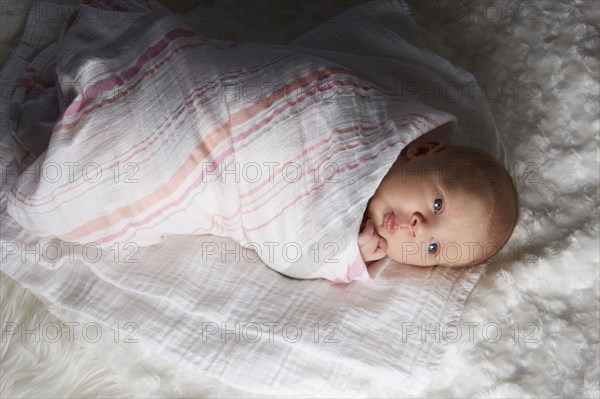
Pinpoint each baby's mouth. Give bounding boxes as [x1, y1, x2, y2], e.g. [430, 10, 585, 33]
[384, 212, 398, 234]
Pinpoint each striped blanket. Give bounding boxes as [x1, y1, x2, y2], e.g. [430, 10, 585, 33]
[5, 0, 458, 283]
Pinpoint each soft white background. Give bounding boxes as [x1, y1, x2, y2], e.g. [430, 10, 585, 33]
[1, 0, 598, 397]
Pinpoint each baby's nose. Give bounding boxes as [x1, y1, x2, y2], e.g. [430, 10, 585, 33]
[409, 213, 424, 238]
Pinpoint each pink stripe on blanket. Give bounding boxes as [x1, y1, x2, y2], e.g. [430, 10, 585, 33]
[52, 42, 240, 134]
[62, 28, 199, 118]
[13, 53, 297, 204]
[245, 134, 411, 232]
[239, 122, 387, 199]
[22, 68, 354, 242]
[231, 78, 371, 143]
[13, 66, 350, 207]
[13, 67, 350, 208]
[84, 123, 394, 245]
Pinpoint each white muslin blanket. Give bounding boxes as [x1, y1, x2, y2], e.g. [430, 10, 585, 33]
[0, 0, 506, 395]
[4, 0, 461, 283]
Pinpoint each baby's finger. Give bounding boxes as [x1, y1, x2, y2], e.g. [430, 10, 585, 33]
[376, 237, 387, 252]
[372, 238, 387, 258]
[358, 220, 374, 246]
[363, 234, 380, 254]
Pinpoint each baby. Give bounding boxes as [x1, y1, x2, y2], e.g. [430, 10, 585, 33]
[358, 133, 519, 269]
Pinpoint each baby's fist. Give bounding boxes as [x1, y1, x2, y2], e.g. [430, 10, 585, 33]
[358, 219, 387, 263]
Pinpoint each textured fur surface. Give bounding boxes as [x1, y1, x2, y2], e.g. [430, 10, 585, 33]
[1, 0, 599, 397]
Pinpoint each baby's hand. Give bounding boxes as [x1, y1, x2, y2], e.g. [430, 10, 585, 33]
[358, 219, 387, 263]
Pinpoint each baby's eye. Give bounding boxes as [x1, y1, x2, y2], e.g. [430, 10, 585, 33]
[433, 193, 443, 214]
[428, 238, 439, 254]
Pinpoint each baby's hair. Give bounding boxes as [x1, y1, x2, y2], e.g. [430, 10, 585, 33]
[441, 146, 520, 266]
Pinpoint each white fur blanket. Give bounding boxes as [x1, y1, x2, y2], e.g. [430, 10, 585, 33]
[1, 0, 599, 397]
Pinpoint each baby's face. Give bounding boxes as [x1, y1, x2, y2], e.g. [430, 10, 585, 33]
[364, 142, 491, 267]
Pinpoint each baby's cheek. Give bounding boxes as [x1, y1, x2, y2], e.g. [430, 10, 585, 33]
[386, 239, 417, 264]
[385, 240, 399, 258]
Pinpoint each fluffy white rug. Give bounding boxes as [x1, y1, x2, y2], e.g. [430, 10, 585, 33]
[1, 0, 599, 397]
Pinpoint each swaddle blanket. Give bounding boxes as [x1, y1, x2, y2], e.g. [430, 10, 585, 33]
[1, 0, 508, 395]
[5, 0, 458, 283]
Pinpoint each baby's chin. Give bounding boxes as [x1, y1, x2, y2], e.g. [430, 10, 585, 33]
[386, 254, 438, 268]
[388, 258, 474, 268]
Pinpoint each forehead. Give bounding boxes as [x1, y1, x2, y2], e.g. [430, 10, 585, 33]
[435, 182, 491, 266]
[441, 185, 489, 234]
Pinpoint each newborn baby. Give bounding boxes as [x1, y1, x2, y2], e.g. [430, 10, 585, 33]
[359, 134, 519, 269]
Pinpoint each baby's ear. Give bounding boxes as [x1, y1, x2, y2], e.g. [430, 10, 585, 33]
[406, 140, 447, 160]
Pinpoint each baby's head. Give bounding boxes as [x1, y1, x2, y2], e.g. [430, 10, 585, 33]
[365, 139, 519, 268]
